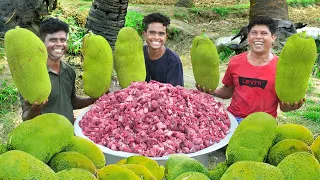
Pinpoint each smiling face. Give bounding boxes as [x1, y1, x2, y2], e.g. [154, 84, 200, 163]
[247, 25, 276, 55]
[143, 22, 167, 51]
[44, 30, 67, 61]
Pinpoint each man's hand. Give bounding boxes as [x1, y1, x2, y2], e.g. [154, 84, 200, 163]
[25, 99, 48, 112]
[196, 84, 215, 95]
[280, 98, 305, 112]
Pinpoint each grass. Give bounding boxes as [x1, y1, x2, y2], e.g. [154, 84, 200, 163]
[0, 81, 19, 118]
[287, 0, 320, 6]
[125, 11, 145, 35]
[0, 39, 5, 59]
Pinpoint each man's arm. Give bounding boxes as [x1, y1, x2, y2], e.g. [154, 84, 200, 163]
[197, 84, 234, 99]
[71, 96, 97, 110]
[21, 96, 47, 121]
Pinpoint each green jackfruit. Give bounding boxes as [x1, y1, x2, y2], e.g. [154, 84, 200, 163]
[126, 155, 165, 180]
[114, 27, 146, 88]
[226, 112, 277, 165]
[310, 136, 320, 162]
[277, 152, 320, 180]
[267, 139, 311, 166]
[275, 123, 314, 145]
[174, 172, 210, 180]
[48, 151, 96, 173]
[97, 164, 140, 180]
[0, 150, 58, 180]
[7, 113, 74, 163]
[190, 33, 220, 90]
[221, 161, 285, 180]
[165, 154, 209, 180]
[4, 26, 51, 104]
[82, 32, 113, 98]
[208, 161, 229, 180]
[56, 168, 97, 180]
[64, 136, 106, 168]
[275, 32, 317, 105]
[117, 158, 127, 165]
[120, 164, 157, 180]
[0, 143, 7, 155]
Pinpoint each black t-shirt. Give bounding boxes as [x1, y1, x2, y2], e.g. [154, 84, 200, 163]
[143, 45, 184, 86]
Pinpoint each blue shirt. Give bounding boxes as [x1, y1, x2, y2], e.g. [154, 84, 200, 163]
[143, 45, 184, 86]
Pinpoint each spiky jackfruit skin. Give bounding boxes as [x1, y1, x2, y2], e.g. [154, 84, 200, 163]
[174, 172, 210, 180]
[82, 32, 113, 98]
[7, 113, 74, 163]
[97, 165, 140, 180]
[64, 136, 105, 168]
[0, 143, 7, 155]
[226, 112, 277, 165]
[165, 154, 209, 180]
[4, 26, 51, 104]
[120, 164, 157, 180]
[274, 123, 314, 145]
[221, 161, 285, 180]
[275, 32, 317, 105]
[277, 152, 320, 180]
[126, 155, 165, 180]
[117, 158, 127, 165]
[190, 35, 220, 90]
[208, 161, 229, 180]
[267, 139, 311, 166]
[0, 150, 58, 180]
[311, 136, 320, 162]
[114, 27, 146, 88]
[48, 151, 96, 174]
[56, 168, 97, 180]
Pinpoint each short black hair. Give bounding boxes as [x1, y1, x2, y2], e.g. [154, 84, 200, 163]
[39, 18, 69, 40]
[248, 16, 277, 35]
[143, 13, 170, 31]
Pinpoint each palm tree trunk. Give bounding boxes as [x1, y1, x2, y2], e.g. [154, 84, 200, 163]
[250, 0, 289, 20]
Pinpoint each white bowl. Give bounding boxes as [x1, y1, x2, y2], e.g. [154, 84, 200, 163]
[74, 106, 238, 167]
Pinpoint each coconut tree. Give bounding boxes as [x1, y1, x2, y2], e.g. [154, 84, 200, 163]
[250, 0, 289, 20]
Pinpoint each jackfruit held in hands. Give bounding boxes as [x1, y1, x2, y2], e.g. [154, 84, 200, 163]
[7, 113, 74, 163]
[191, 33, 220, 91]
[275, 31, 317, 105]
[82, 32, 113, 98]
[0, 150, 58, 180]
[56, 168, 97, 180]
[274, 123, 314, 145]
[97, 164, 140, 180]
[114, 27, 146, 88]
[4, 26, 51, 104]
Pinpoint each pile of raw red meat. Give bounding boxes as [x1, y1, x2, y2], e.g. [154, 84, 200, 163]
[80, 81, 231, 157]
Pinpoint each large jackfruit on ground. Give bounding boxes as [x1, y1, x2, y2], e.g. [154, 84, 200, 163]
[0, 150, 58, 180]
[114, 27, 146, 88]
[165, 154, 209, 180]
[208, 161, 229, 180]
[64, 136, 106, 168]
[274, 123, 314, 145]
[275, 31, 317, 105]
[220, 161, 285, 180]
[82, 32, 113, 98]
[174, 172, 210, 180]
[226, 112, 277, 165]
[310, 136, 320, 162]
[97, 164, 140, 180]
[7, 113, 74, 163]
[4, 26, 51, 104]
[267, 139, 311, 166]
[48, 151, 96, 174]
[277, 152, 320, 180]
[190, 34, 220, 90]
[120, 164, 157, 180]
[56, 168, 97, 180]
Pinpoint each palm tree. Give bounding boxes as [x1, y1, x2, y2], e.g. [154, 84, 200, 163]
[250, 0, 289, 20]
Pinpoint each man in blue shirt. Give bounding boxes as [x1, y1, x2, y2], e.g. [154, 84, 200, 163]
[142, 13, 184, 87]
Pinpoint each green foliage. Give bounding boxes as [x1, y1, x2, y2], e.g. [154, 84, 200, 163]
[0, 81, 18, 116]
[173, 12, 188, 21]
[0, 39, 5, 59]
[219, 46, 234, 63]
[211, 3, 249, 17]
[284, 99, 320, 122]
[125, 11, 145, 36]
[287, 0, 320, 7]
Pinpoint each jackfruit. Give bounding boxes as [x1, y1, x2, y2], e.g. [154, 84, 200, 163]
[126, 155, 165, 180]
[64, 136, 106, 168]
[82, 32, 113, 98]
[174, 172, 210, 180]
[114, 27, 146, 88]
[310, 136, 320, 162]
[274, 123, 314, 145]
[0, 150, 58, 180]
[117, 158, 127, 165]
[267, 139, 311, 166]
[0, 143, 7, 155]
[4, 26, 51, 104]
[277, 152, 320, 180]
[165, 154, 209, 180]
[190, 33, 220, 90]
[208, 161, 229, 180]
[275, 31, 317, 105]
[56, 168, 97, 180]
[7, 113, 74, 163]
[226, 112, 277, 165]
[221, 161, 285, 180]
[120, 164, 157, 180]
[97, 164, 140, 180]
